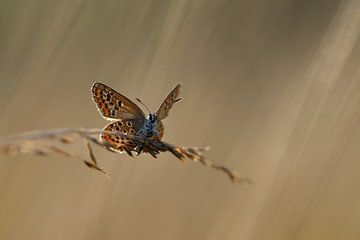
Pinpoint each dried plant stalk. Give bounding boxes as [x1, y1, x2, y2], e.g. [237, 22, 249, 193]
[0, 128, 252, 184]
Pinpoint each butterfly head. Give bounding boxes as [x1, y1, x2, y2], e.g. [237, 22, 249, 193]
[149, 113, 157, 123]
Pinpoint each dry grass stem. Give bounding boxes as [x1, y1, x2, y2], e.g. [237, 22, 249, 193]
[0, 128, 252, 184]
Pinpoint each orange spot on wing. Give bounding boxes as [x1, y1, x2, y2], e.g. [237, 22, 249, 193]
[97, 98, 109, 115]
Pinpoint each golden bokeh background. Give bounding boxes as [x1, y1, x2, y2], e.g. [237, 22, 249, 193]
[1, 0, 360, 239]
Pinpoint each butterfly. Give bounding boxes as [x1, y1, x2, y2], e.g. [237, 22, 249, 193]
[91, 83, 250, 183]
[91, 82, 182, 156]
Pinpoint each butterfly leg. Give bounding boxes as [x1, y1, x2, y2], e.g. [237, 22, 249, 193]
[135, 144, 144, 155]
[147, 150, 158, 158]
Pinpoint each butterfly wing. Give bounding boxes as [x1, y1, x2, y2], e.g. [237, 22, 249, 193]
[92, 82, 146, 121]
[156, 83, 181, 120]
[101, 118, 143, 154]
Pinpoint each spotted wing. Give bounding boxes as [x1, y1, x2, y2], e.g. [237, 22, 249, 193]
[156, 83, 181, 120]
[101, 118, 143, 154]
[92, 82, 146, 121]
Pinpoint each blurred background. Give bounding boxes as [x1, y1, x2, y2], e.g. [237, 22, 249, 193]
[0, 0, 360, 239]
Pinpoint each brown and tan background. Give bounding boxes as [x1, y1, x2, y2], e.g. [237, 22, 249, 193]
[1, 0, 360, 239]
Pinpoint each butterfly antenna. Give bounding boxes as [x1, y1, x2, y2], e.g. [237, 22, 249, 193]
[136, 98, 151, 115]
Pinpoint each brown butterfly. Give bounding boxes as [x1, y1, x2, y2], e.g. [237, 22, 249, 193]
[91, 83, 250, 183]
[91, 82, 182, 156]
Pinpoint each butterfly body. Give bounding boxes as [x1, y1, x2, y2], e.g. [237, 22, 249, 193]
[91, 83, 180, 156]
